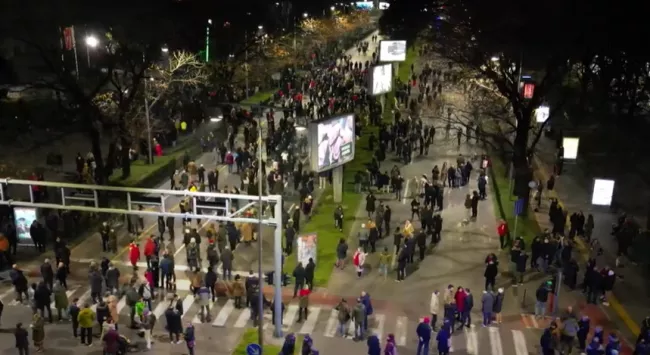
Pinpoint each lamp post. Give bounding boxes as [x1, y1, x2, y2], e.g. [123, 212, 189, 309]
[144, 77, 154, 164]
[85, 35, 98, 67]
[206, 19, 212, 62]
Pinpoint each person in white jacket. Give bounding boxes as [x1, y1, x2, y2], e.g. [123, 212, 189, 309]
[430, 290, 440, 331]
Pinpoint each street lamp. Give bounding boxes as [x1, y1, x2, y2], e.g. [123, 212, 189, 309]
[161, 46, 169, 53]
[490, 56, 499, 62]
[85, 35, 99, 67]
[303, 12, 308, 18]
[258, 25, 264, 30]
[330, 6, 335, 10]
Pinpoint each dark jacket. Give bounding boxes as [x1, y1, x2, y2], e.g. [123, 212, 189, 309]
[165, 308, 183, 333]
[14, 327, 28, 348]
[416, 322, 432, 341]
[536, 286, 549, 302]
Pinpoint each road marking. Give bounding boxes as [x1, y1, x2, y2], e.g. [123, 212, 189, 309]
[213, 299, 235, 327]
[153, 299, 170, 319]
[324, 309, 338, 337]
[0, 288, 15, 303]
[465, 326, 478, 354]
[530, 315, 539, 328]
[512, 330, 528, 355]
[298, 307, 321, 334]
[488, 327, 503, 355]
[116, 296, 127, 314]
[283, 304, 299, 327]
[372, 313, 385, 340]
[181, 294, 195, 316]
[402, 180, 410, 204]
[234, 308, 251, 328]
[395, 316, 407, 346]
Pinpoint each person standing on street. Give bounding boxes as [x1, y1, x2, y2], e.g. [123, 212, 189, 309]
[481, 290, 494, 327]
[77, 303, 95, 346]
[184, 323, 196, 355]
[30, 313, 45, 352]
[416, 317, 432, 355]
[14, 323, 29, 355]
[292, 262, 305, 298]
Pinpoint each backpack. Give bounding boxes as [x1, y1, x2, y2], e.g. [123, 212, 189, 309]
[142, 284, 152, 299]
[353, 252, 360, 266]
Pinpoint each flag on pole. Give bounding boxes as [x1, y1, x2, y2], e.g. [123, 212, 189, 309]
[63, 26, 75, 51]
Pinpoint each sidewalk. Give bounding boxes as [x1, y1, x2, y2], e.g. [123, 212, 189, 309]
[532, 135, 646, 341]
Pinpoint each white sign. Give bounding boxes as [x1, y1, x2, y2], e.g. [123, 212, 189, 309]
[296, 233, 317, 266]
[592, 179, 615, 206]
[14, 207, 38, 246]
[536, 105, 550, 123]
[562, 137, 580, 159]
[379, 40, 407, 62]
[371, 63, 393, 95]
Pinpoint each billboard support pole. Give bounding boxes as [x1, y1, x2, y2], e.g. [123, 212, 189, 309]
[332, 166, 343, 203]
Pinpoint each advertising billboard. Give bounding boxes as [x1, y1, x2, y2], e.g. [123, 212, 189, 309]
[314, 114, 355, 172]
[14, 207, 38, 246]
[379, 40, 407, 62]
[296, 233, 317, 266]
[562, 137, 580, 159]
[370, 63, 393, 95]
[592, 179, 615, 206]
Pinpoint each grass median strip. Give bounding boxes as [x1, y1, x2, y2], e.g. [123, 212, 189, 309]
[282, 45, 419, 287]
[488, 157, 541, 250]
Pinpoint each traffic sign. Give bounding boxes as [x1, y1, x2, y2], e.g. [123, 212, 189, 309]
[514, 198, 525, 216]
[246, 343, 262, 355]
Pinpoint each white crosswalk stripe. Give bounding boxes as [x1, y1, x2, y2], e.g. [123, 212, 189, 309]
[0, 285, 532, 354]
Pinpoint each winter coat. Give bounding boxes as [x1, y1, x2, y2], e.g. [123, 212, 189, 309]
[464, 293, 474, 311]
[481, 292, 495, 313]
[89, 271, 103, 294]
[493, 292, 504, 313]
[230, 280, 245, 297]
[129, 244, 140, 264]
[353, 303, 366, 324]
[165, 308, 183, 333]
[108, 295, 119, 323]
[436, 327, 450, 351]
[197, 286, 211, 306]
[53, 284, 68, 309]
[96, 302, 109, 323]
[337, 242, 348, 260]
[455, 290, 467, 313]
[31, 316, 45, 343]
[361, 294, 373, 316]
[367, 334, 381, 355]
[417, 322, 432, 341]
[430, 292, 439, 315]
[77, 308, 95, 328]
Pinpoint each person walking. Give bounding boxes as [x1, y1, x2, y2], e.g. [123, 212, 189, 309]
[142, 309, 157, 350]
[14, 323, 29, 355]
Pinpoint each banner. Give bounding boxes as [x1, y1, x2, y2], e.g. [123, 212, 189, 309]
[296, 233, 317, 266]
[63, 27, 75, 51]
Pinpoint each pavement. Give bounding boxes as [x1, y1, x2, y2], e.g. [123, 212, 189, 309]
[533, 134, 648, 345]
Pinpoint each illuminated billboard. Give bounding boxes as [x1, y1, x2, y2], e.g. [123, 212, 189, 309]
[592, 179, 615, 206]
[312, 114, 355, 172]
[379, 40, 407, 62]
[370, 63, 393, 95]
[562, 137, 580, 159]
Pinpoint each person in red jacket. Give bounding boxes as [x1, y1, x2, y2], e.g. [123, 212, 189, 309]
[128, 242, 140, 270]
[297, 285, 311, 322]
[144, 236, 156, 269]
[497, 219, 508, 249]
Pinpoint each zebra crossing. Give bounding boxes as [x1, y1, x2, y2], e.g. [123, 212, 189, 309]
[0, 285, 531, 353]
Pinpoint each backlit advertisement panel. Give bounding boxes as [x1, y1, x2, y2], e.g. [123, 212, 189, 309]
[370, 63, 393, 95]
[379, 40, 407, 62]
[313, 114, 355, 172]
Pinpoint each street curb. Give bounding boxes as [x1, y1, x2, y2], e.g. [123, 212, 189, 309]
[532, 156, 641, 337]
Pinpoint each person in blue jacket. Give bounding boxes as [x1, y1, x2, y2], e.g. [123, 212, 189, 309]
[594, 326, 604, 345]
[586, 337, 605, 355]
[280, 333, 296, 355]
[301, 334, 313, 355]
[578, 316, 590, 352]
[436, 321, 451, 355]
[606, 333, 621, 355]
[416, 317, 432, 355]
[367, 334, 381, 355]
[361, 291, 373, 332]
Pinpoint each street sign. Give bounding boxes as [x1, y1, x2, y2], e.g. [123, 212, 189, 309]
[246, 343, 262, 355]
[514, 198, 525, 216]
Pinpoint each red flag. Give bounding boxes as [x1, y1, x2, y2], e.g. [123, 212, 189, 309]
[63, 27, 75, 51]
